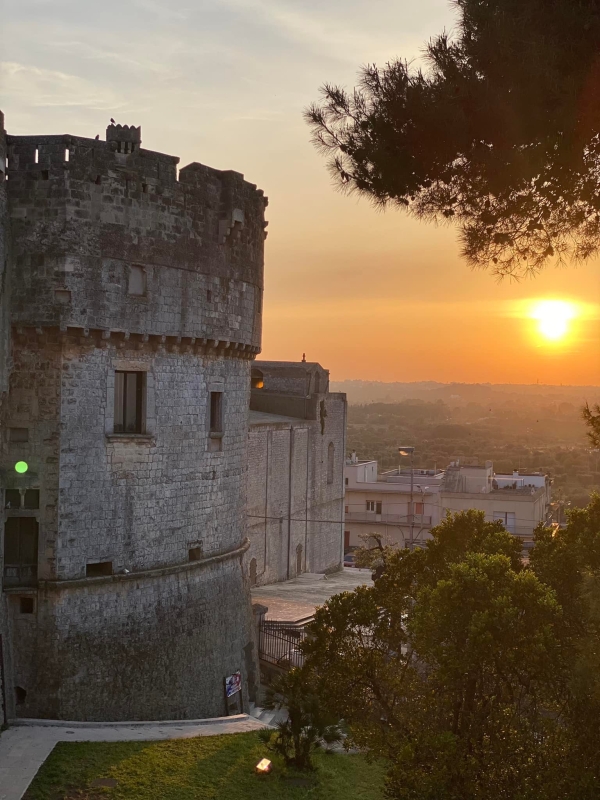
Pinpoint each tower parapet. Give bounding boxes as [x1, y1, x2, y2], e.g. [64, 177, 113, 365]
[6, 125, 266, 350]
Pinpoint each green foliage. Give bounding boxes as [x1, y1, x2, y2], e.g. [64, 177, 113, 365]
[259, 668, 342, 770]
[526, 496, 600, 799]
[306, 0, 600, 276]
[304, 508, 600, 799]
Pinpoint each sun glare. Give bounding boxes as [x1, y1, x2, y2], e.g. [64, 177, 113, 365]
[529, 300, 577, 342]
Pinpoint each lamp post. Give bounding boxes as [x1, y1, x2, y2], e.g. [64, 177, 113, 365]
[414, 484, 430, 544]
[399, 446, 415, 550]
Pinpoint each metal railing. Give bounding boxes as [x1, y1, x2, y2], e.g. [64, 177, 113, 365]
[3, 565, 38, 587]
[259, 620, 307, 670]
[345, 512, 432, 526]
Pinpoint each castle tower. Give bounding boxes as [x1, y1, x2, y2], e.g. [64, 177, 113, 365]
[0, 116, 267, 721]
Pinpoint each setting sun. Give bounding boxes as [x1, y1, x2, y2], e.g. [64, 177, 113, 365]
[530, 300, 577, 342]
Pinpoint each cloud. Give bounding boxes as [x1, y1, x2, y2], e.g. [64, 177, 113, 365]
[217, 0, 422, 64]
[0, 62, 124, 110]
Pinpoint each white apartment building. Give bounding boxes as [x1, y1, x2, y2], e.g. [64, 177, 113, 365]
[344, 455, 552, 552]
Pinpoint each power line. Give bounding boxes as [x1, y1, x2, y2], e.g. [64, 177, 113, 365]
[247, 513, 551, 529]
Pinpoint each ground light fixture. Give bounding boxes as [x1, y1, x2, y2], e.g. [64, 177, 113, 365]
[14, 461, 28, 474]
[255, 758, 272, 774]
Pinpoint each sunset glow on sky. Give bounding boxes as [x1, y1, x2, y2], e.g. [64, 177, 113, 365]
[2, 0, 599, 384]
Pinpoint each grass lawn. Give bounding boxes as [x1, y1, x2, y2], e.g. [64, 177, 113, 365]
[23, 731, 386, 800]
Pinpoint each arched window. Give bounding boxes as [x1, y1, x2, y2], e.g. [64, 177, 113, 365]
[296, 544, 303, 576]
[249, 557, 257, 587]
[251, 368, 264, 389]
[327, 442, 335, 484]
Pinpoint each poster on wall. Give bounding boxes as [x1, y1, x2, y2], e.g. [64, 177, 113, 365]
[225, 671, 242, 698]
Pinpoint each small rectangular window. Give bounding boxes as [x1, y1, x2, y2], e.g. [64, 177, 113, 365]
[95, 174, 102, 185]
[24, 490, 40, 510]
[5, 489, 21, 509]
[86, 561, 113, 578]
[415, 502, 424, 515]
[376, 501, 382, 515]
[366, 501, 375, 512]
[210, 391, 223, 433]
[114, 371, 145, 433]
[41, 170, 49, 180]
[207, 289, 212, 302]
[64, 148, 70, 162]
[345, 505, 349, 513]
[54, 290, 71, 305]
[9, 427, 29, 443]
[128, 265, 146, 296]
[19, 597, 34, 614]
[34, 148, 39, 164]
[189, 547, 203, 562]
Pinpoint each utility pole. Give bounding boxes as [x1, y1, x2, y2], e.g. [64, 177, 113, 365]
[399, 446, 415, 550]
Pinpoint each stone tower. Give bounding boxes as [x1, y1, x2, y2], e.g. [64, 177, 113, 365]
[0, 116, 267, 721]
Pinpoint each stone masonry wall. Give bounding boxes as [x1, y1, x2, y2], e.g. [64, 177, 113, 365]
[0, 111, 12, 726]
[6, 130, 266, 349]
[12, 549, 253, 722]
[57, 342, 249, 578]
[246, 391, 346, 586]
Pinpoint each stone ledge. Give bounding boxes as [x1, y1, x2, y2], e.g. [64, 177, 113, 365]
[105, 433, 155, 443]
[9, 714, 250, 728]
[11, 324, 262, 360]
[38, 538, 250, 591]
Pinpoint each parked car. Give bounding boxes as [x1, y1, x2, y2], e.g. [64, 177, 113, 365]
[344, 552, 357, 568]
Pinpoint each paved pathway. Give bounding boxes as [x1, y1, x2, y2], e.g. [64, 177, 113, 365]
[252, 567, 374, 622]
[0, 714, 266, 800]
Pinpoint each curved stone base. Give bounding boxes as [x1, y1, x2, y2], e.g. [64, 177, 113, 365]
[13, 543, 257, 722]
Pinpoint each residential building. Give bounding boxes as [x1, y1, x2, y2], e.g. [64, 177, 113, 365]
[344, 456, 444, 550]
[344, 456, 552, 551]
[441, 462, 552, 540]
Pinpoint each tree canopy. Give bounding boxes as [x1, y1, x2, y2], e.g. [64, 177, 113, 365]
[305, 0, 600, 277]
[303, 507, 600, 799]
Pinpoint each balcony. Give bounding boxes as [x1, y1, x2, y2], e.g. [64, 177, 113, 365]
[3, 564, 38, 588]
[345, 512, 432, 527]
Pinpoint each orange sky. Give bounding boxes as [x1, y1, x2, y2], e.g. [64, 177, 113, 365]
[2, 0, 599, 384]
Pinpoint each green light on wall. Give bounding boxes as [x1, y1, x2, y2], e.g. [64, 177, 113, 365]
[14, 461, 28, 474]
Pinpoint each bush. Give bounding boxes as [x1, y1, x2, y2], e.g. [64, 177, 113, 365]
[258, 668, 342, 771]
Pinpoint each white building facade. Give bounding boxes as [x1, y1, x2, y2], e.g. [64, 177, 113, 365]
[344, 456, 552, 552]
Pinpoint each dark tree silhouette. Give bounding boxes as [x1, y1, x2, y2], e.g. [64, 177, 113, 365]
[305, 0, 600, 277]
[583, 402, 600, 447]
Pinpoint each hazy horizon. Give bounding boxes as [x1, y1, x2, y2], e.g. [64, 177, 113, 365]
[3, 0, 599, 384]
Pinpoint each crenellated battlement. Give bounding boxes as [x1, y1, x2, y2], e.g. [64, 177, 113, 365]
[4, 122, 267, 350]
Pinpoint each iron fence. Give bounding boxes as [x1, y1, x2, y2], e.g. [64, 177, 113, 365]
[259, 620, 307, 670]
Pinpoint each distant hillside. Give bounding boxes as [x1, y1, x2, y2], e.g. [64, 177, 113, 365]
[340, 383, 600, 509]
[331, 380, 600, 408]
